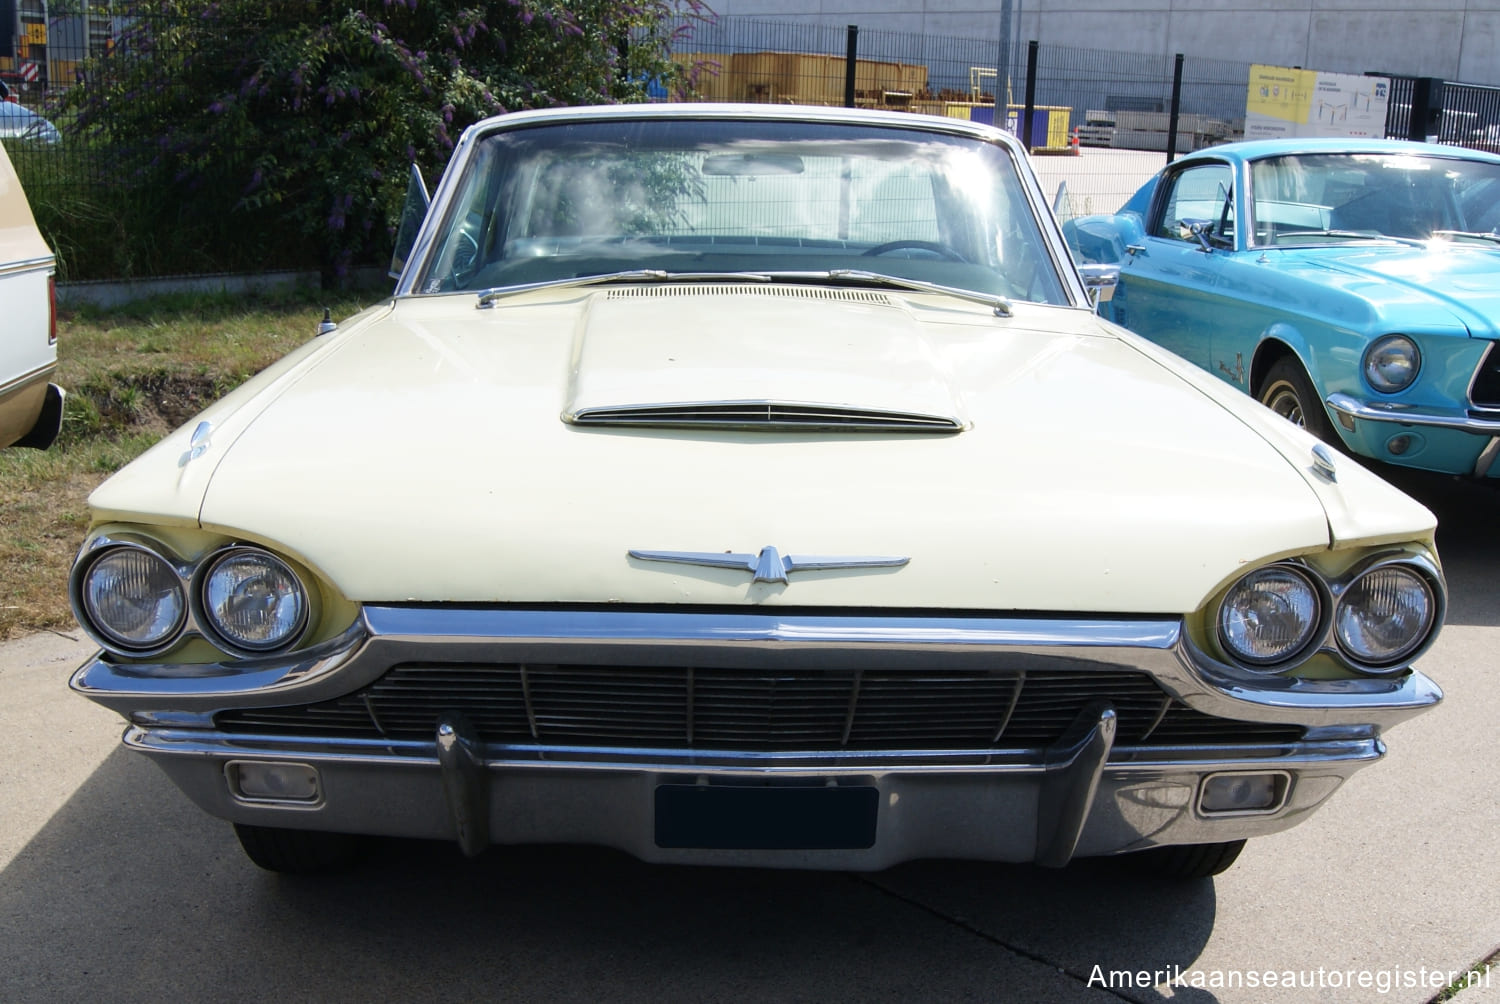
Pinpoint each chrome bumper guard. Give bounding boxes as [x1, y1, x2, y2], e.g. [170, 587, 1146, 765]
[79, 606, 1438, 868]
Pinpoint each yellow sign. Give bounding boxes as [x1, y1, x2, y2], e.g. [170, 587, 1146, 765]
[25, 22, 48, 46]
[1246, 64, 1315, 123]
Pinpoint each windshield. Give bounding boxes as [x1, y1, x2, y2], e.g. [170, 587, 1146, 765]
[1250, 151, 1500, 246]
[414, 117, 1069, 306]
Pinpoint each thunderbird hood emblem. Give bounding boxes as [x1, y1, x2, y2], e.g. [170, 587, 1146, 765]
[628, 546, 909, 584]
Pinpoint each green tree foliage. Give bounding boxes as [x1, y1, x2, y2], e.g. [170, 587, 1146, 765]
[57, 0, 708, 280]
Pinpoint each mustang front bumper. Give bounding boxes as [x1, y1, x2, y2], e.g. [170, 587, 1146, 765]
[1326, 391, 1500, 477]
[73, 606, 1441, 870]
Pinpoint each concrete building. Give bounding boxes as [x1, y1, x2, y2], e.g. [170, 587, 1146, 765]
[705, 1, 1500, 89]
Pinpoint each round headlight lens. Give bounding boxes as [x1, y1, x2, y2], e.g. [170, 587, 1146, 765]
[1336, 565, 1435, 667]
[82, 547, 186, 650]
[1218, 566, 1321, 669]
[202, 549, 308, 652]
[1364, 335, 1420, 393]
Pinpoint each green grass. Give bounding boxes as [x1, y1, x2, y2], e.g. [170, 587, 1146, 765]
[0, 286, 381, 639]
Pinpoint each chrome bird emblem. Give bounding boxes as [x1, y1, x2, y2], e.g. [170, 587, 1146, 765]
[628, 546, 908, 584]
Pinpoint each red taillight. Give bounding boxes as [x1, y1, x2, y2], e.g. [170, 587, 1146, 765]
[47, 274, 56, 345]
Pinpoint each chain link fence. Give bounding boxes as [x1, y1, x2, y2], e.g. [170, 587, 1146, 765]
[4, 11, 1499, 280]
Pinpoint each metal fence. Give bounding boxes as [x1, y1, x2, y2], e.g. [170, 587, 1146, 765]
[4, 12, 1500, 281]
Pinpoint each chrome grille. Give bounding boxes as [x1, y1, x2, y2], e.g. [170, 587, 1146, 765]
[215, 664, 1305, 750]
[1471, 341, 1500, 411]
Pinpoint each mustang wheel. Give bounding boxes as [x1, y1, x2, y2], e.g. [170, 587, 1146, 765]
[233, 823, 366, 874]
[1258, 358, 1334, 442]
[1126, 839, 1246, 880]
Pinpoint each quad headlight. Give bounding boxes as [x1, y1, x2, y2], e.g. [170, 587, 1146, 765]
[1214, 557, 1441, 675]
[1217, 565, 1322, 669]
[200, 548, 309, 652]
[78, 545, 186, 651]
[1364, 335, 1420, 393]
[73, 537, 314, 658]
[1335, 564, 1436, 667]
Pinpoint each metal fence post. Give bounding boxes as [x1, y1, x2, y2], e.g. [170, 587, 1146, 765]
[1167, 53, 1184, 163]
[1023, 40, 1039, 149]
[844, 25, 858, 108]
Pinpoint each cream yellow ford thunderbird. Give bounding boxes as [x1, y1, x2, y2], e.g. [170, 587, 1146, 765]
[69, 105, 1444, 878]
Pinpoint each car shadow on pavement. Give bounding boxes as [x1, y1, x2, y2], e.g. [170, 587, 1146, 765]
[0, 747, 1219, 1003]
[1370, 464, 1499, 628]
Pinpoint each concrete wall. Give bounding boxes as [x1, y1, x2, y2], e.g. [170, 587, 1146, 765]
[706, 0, 1500, 88]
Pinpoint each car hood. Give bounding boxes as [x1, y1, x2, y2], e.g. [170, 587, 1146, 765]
[1295, 243, 1500, 337]
[89, 288, 1434, 613]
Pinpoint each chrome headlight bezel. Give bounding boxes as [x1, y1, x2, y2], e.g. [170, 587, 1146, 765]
[1363, 334, 1421, 394]
[196, 546, 311, 655]
[1210, 553, 1444, 677]
[70, 534, 317, 660]
[1215, 563, 1326, 673]
[71, 542, 189, 656]
[1334, 562, 1441, 670]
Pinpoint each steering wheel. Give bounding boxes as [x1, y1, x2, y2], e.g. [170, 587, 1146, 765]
[860, 239, 968, 262]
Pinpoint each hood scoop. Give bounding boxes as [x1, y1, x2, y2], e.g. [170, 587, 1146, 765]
[568, 400, 963, 432]
[565, 285, 967, 434]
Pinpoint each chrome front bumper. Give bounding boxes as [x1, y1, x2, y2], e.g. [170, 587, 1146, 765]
[74, 606, 1440, 869]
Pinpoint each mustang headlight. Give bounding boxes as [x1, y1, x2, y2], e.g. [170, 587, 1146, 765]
[1217, 565, 1321, 670]
[201, 549, 309, 652]
[80, 546, 186, 651]
[1335, 565, 1436, 668]
[1364, 335, 1420, 393]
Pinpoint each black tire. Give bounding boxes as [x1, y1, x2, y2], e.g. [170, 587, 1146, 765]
[1258, 357, 1335, 443]
[1126, 839, 1246, 880]
[233, 823, 366, 874]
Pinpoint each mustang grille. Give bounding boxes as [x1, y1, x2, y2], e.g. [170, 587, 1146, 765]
[214, 665, 1305, 751]
[1470, 341, 1500, 411]
[568, 402, 963, 432]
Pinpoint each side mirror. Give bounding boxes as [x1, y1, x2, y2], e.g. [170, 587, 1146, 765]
[1077, 263, 1119, 308]
[388, 163, 431, 280]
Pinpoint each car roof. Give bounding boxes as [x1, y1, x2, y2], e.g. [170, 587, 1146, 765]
[1178, 136, 1500, 167]
[459, 102, 1027, 154]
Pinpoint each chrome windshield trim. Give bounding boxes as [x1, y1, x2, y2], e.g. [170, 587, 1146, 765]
[74, 605, 1440, 730]
[1327, 392, 1500, 435]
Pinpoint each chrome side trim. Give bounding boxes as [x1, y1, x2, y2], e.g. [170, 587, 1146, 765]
[1327, 391, 1500, 435]
[0, 255, 55, 279]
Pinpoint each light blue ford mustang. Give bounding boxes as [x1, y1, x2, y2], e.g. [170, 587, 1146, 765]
[1065, 138, 1500, 479]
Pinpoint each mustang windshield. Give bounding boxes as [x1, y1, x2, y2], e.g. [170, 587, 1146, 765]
[1250, 152, 1500, 246]
[416, 118, 1069, 306]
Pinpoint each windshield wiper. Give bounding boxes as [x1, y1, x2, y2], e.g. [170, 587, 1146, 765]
[1431, 230, 1500, 246]
[1273, 229, 1429, 248]
[475, 269, 772, 307]
[475, 267, 1013, 316]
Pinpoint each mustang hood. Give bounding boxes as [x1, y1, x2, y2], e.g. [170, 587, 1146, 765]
[91, 289, 1433, 613]
[1301, 244, 1500, 337]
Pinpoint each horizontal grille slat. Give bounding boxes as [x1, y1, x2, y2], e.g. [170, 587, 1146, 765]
[215, 662, 1305, 751]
